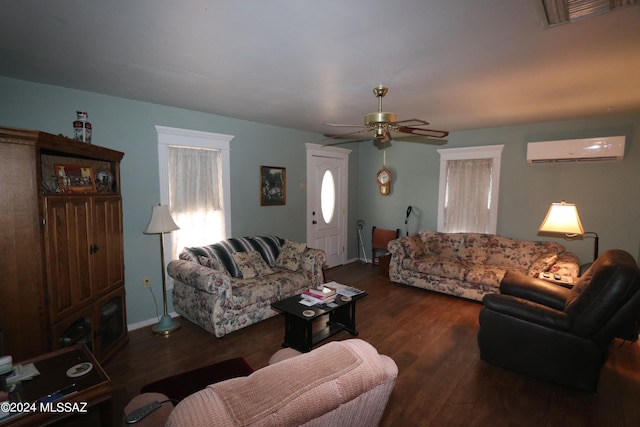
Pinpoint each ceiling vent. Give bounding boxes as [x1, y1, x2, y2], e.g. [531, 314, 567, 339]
[541, 0, 639, 26]
[527, 136, 625, 163]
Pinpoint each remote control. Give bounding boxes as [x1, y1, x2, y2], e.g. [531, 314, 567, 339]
[125, 400, 163, 424]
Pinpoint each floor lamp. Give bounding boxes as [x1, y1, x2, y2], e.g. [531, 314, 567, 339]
[144, 205, 180, 335]
[538, 200, 599, 262]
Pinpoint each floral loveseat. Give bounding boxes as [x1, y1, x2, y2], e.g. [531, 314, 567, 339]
[168, 236, 326, 337]
[388, 230, 579, 302]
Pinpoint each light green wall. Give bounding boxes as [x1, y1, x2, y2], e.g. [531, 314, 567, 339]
[357, 115, 640, 265]
[2, 76, 638, 328]
[0, 76, 330, 325]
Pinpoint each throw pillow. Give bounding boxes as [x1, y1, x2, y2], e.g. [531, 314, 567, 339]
[402, 234, 425, 259]
[276, 240, 307, 271]
[198, 255, 225, 271]
[232, 251, 273, 279]
[527, 252, 558, 278]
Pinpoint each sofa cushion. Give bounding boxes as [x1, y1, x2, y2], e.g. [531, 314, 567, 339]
[270, 269, 313, 297]
[403, 256, 466, 281]
[465, 264, 508, 287]
[402, 234, 425, 259]
[485, 236, 563, 270]
[276, 240, 306, 271]
[248, 236, 284, 267]
[527, 252, 558, 277]
[549, 252, 580, 278]
[198, 255, 224, 271]
[421, 232, 488, 263]
[182, 236, 284, 278]
[232, 251, 273, 279]
[229, 278, 280, 306]
[454, 234, 491, 263]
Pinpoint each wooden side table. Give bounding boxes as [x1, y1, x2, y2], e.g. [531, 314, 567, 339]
[0, 344, 112, 426]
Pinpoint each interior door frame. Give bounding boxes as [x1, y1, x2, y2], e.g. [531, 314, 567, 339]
[305, 143, 351, 267]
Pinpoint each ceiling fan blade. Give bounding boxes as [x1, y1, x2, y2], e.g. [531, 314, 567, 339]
[398, 126, 449, 138]
[392, 135, 449, 145]
[390, 118, 430, 127]
[324, 122, 366, 128]
[322, 128, 373, 141]
[321, 128, 373, 147]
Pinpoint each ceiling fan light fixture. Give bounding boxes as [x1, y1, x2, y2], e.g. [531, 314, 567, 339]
[323, 85, 449, 148]
[365, 112, 397, 126]
[374, 126, 388, 139]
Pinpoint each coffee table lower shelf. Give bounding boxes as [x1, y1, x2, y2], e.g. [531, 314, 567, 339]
[271, 293, 366, 353]
[311, 321, 358, 346]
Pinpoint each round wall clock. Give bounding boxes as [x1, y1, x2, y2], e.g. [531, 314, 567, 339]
[376, 168, 392, 196]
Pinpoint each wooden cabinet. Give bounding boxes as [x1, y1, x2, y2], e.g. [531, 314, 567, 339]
[0, 126, 127, 362]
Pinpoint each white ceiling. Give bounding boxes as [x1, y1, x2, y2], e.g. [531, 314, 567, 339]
[1, 1, 639, 135]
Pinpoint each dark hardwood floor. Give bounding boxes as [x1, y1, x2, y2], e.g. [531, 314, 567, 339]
[80, 262, 640, 426]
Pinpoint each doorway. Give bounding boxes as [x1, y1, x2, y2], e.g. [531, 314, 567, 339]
[306, 144, 350, 268]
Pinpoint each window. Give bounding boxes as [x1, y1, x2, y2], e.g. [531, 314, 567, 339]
[320, 170, 336, 223]
[437, 145, 504, 234]
[155, 126, 233, 281]
[168, 146, 225, 252]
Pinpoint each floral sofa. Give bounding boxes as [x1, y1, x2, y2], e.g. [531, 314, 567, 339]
[168, 236, 326, 337]
[387, 230, 579, 302]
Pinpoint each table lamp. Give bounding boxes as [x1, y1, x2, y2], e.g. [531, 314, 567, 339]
[144, 204, 180, 335]
[538, 200, 599, 261]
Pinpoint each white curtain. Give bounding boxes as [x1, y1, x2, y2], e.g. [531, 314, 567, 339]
[443, 158, 493, 233]
[168, 146, 226, 258]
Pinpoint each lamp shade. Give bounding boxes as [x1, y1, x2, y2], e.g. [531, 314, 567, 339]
[538, 201, 584, 235]
[144, 205, 179, 234]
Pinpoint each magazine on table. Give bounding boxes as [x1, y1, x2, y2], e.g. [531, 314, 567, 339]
[322, 281, 364, 297]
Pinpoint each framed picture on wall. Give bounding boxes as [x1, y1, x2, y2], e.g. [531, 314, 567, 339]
[260, 166, 286, 206]
[54, 163, 97, 193]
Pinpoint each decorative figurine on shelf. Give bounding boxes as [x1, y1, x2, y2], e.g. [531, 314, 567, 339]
[73, 111, 92, 143]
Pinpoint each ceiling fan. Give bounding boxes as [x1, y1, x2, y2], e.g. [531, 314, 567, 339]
[324, 85, 449, 149]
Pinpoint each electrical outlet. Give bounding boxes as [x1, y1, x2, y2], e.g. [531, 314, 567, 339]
[143, 277, 151, 288]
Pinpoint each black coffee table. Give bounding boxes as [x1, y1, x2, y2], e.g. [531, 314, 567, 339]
[271, 291, 367, 353]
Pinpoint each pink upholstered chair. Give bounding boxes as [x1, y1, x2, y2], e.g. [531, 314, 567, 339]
[124, 339, 398, 426]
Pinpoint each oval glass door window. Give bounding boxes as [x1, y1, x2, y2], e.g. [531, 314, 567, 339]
[321, 170, 336, 223]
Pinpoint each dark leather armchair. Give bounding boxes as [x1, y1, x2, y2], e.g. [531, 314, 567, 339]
[477, 249, 640, 392]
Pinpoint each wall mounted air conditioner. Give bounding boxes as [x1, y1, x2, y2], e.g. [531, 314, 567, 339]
[526, 136, 625, 164]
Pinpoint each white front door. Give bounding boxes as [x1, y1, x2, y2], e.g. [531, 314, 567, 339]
[306, 144, 350, 268]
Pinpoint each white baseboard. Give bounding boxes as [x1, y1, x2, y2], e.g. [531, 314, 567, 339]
[127, 311, 179, 331]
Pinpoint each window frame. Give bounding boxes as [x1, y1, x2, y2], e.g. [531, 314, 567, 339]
[436, 144, 504, 234]
[155, 126, 233, 282]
